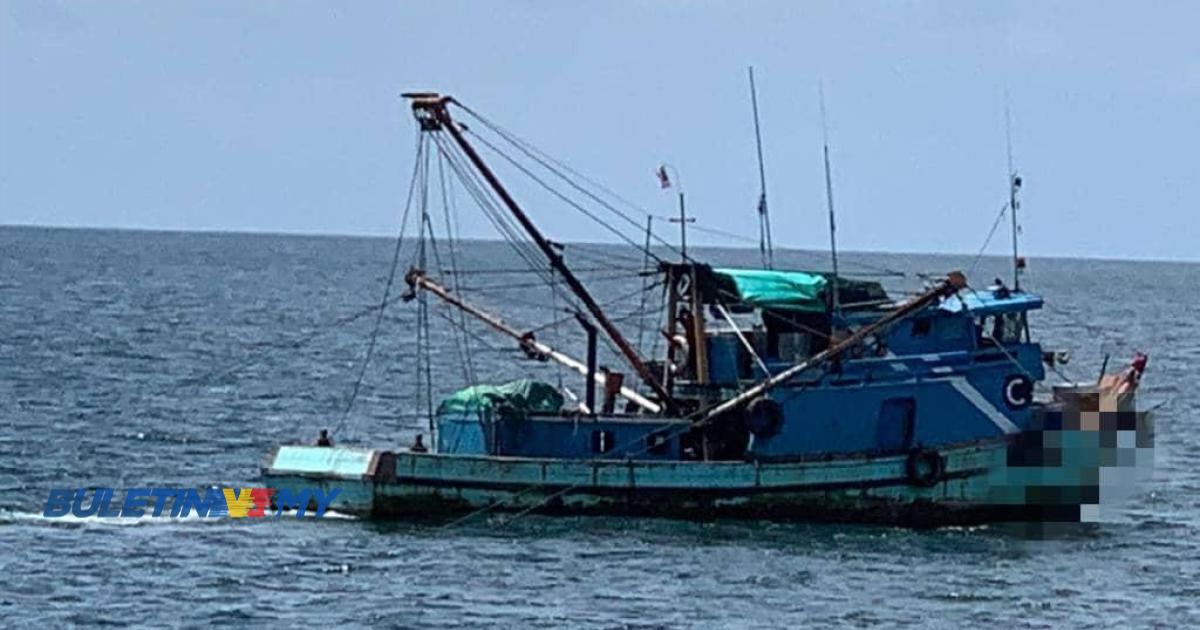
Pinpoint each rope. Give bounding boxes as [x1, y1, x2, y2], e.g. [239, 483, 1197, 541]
[464, 127, 664, 261]
[439, 265, 639, 276]
[330, 135, 425, 437]
[179, 291, 411, 388]
[968, 201, 1010, 276]
[430, 131, 559, 290]
[454, 101, 683, 259]
[437, 151, 479, 388]
[687, 223, 759, 245]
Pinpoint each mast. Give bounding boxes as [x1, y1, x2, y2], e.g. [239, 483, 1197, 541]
[406, 94, 676, 412]
[673, 191, 691, 260]
[748, 66, 774, 269]
[819, 84, 841, 320]
[1006, 101, 1022, 291]
[661, 164, 693, 262]
[634, 215, 653, 357]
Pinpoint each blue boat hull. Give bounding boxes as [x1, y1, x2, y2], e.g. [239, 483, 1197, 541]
[262, 428, 1138, 525]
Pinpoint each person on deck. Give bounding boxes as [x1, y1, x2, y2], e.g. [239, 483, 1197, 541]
[316, 429, 333, 447]
[410, 434, 428, 453]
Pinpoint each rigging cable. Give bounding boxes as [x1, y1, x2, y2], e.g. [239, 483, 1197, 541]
[968, 201, 1011, 277]
[454, 99, 912, 279]
[464, 127, 665, 261]
[437, 150, 479, 388]
[331, 134, 426, 438]
[431, 130, 565, 292]
[415, 144, 436, 435]
[453, 102, 683, 259]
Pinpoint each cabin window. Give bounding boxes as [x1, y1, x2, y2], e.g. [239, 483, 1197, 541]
[591, 430, 615, 454]
[999, 313, 1023, 343]
[980, 313, 1024, 344]
[911, 319, 932, 337]
[645, 431, 670, 455]
[777, 332, 810, 362]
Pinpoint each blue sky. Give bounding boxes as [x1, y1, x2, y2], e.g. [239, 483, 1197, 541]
[2, 1, 1197, 261]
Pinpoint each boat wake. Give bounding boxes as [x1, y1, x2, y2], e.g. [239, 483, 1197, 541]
[0, 508, 361, 527]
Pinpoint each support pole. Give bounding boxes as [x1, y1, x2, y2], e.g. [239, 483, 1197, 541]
[667, 191, 694, 262]
[714, 302, 770, 377]
[578, 313, 598, 414]
[678, 192, 688, 260]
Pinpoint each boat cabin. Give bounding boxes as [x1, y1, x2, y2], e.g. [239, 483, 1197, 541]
[435, 264, 1048, 464]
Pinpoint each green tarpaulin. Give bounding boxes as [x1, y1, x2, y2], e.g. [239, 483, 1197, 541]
[437, 378, 564, 418]
[713, 268, 829, 312]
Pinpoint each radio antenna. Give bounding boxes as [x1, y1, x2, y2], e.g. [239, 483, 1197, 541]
[748, 66, 774, 269]
[819, 82, 841, 320]
[1005, 96, 1023, 291]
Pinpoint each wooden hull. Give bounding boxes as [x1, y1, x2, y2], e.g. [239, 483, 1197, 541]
[261, 430, 1138, 526]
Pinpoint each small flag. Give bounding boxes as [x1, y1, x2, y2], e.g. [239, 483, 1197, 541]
[656, 165, 671, 189]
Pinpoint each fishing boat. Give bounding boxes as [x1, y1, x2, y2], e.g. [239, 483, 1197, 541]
[261, 92, 1152, 526]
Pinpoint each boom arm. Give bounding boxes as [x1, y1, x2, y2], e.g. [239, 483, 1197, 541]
[405, 93, 676, 413]
[405, 269, 662, 414]
[695, 272, 968, 426]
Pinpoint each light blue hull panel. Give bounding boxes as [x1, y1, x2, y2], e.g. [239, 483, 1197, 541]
[260, 435, 1132, 525]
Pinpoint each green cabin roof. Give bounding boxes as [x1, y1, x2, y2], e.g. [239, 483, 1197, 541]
[713, 268, 829, 312]
[709, 267, 888, 313]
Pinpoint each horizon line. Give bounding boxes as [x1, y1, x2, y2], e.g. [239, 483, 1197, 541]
[2, 222, 1195, 266]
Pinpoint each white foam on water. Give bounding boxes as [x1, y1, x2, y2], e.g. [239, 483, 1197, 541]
[0, 508, 359, 526]
[273, 507, 359, 520]
[0, 509, 221, 527]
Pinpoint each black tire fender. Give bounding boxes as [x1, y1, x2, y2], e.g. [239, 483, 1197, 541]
[745, 398, 784, 439]
[905, 448, 945, 487]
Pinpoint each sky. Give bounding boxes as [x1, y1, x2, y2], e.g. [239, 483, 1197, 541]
[1, 1, 1197, 261]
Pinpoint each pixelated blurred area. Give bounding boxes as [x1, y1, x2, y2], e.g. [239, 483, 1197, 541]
[995, 355, 1154, 530]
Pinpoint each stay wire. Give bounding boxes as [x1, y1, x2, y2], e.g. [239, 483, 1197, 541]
[332, 134, 426, 438]
[431, 131, 562, 291]
[968, 201, 1010, 277]
[453, 102, 682, 259]
[181, 290, 413, 389]
[437, 150, 478, 387]
[464, 127, 663, 261]
[454, 100, 911, 278]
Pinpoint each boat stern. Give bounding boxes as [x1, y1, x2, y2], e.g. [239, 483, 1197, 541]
[261, 445, 394, 517]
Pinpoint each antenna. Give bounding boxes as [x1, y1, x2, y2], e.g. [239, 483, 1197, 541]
[1005, 96, 1023, 291]
[819, 83, 841, 321]
[660, 164, 693, 262]
[748, 66, 774, 269]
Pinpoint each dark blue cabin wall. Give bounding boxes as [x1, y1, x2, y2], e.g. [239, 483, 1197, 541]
[908, 380, 1012, 444]
[960, 343, 1045, 430]
[886, 312, 979, 355]
[749, 375, 1013, 458]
